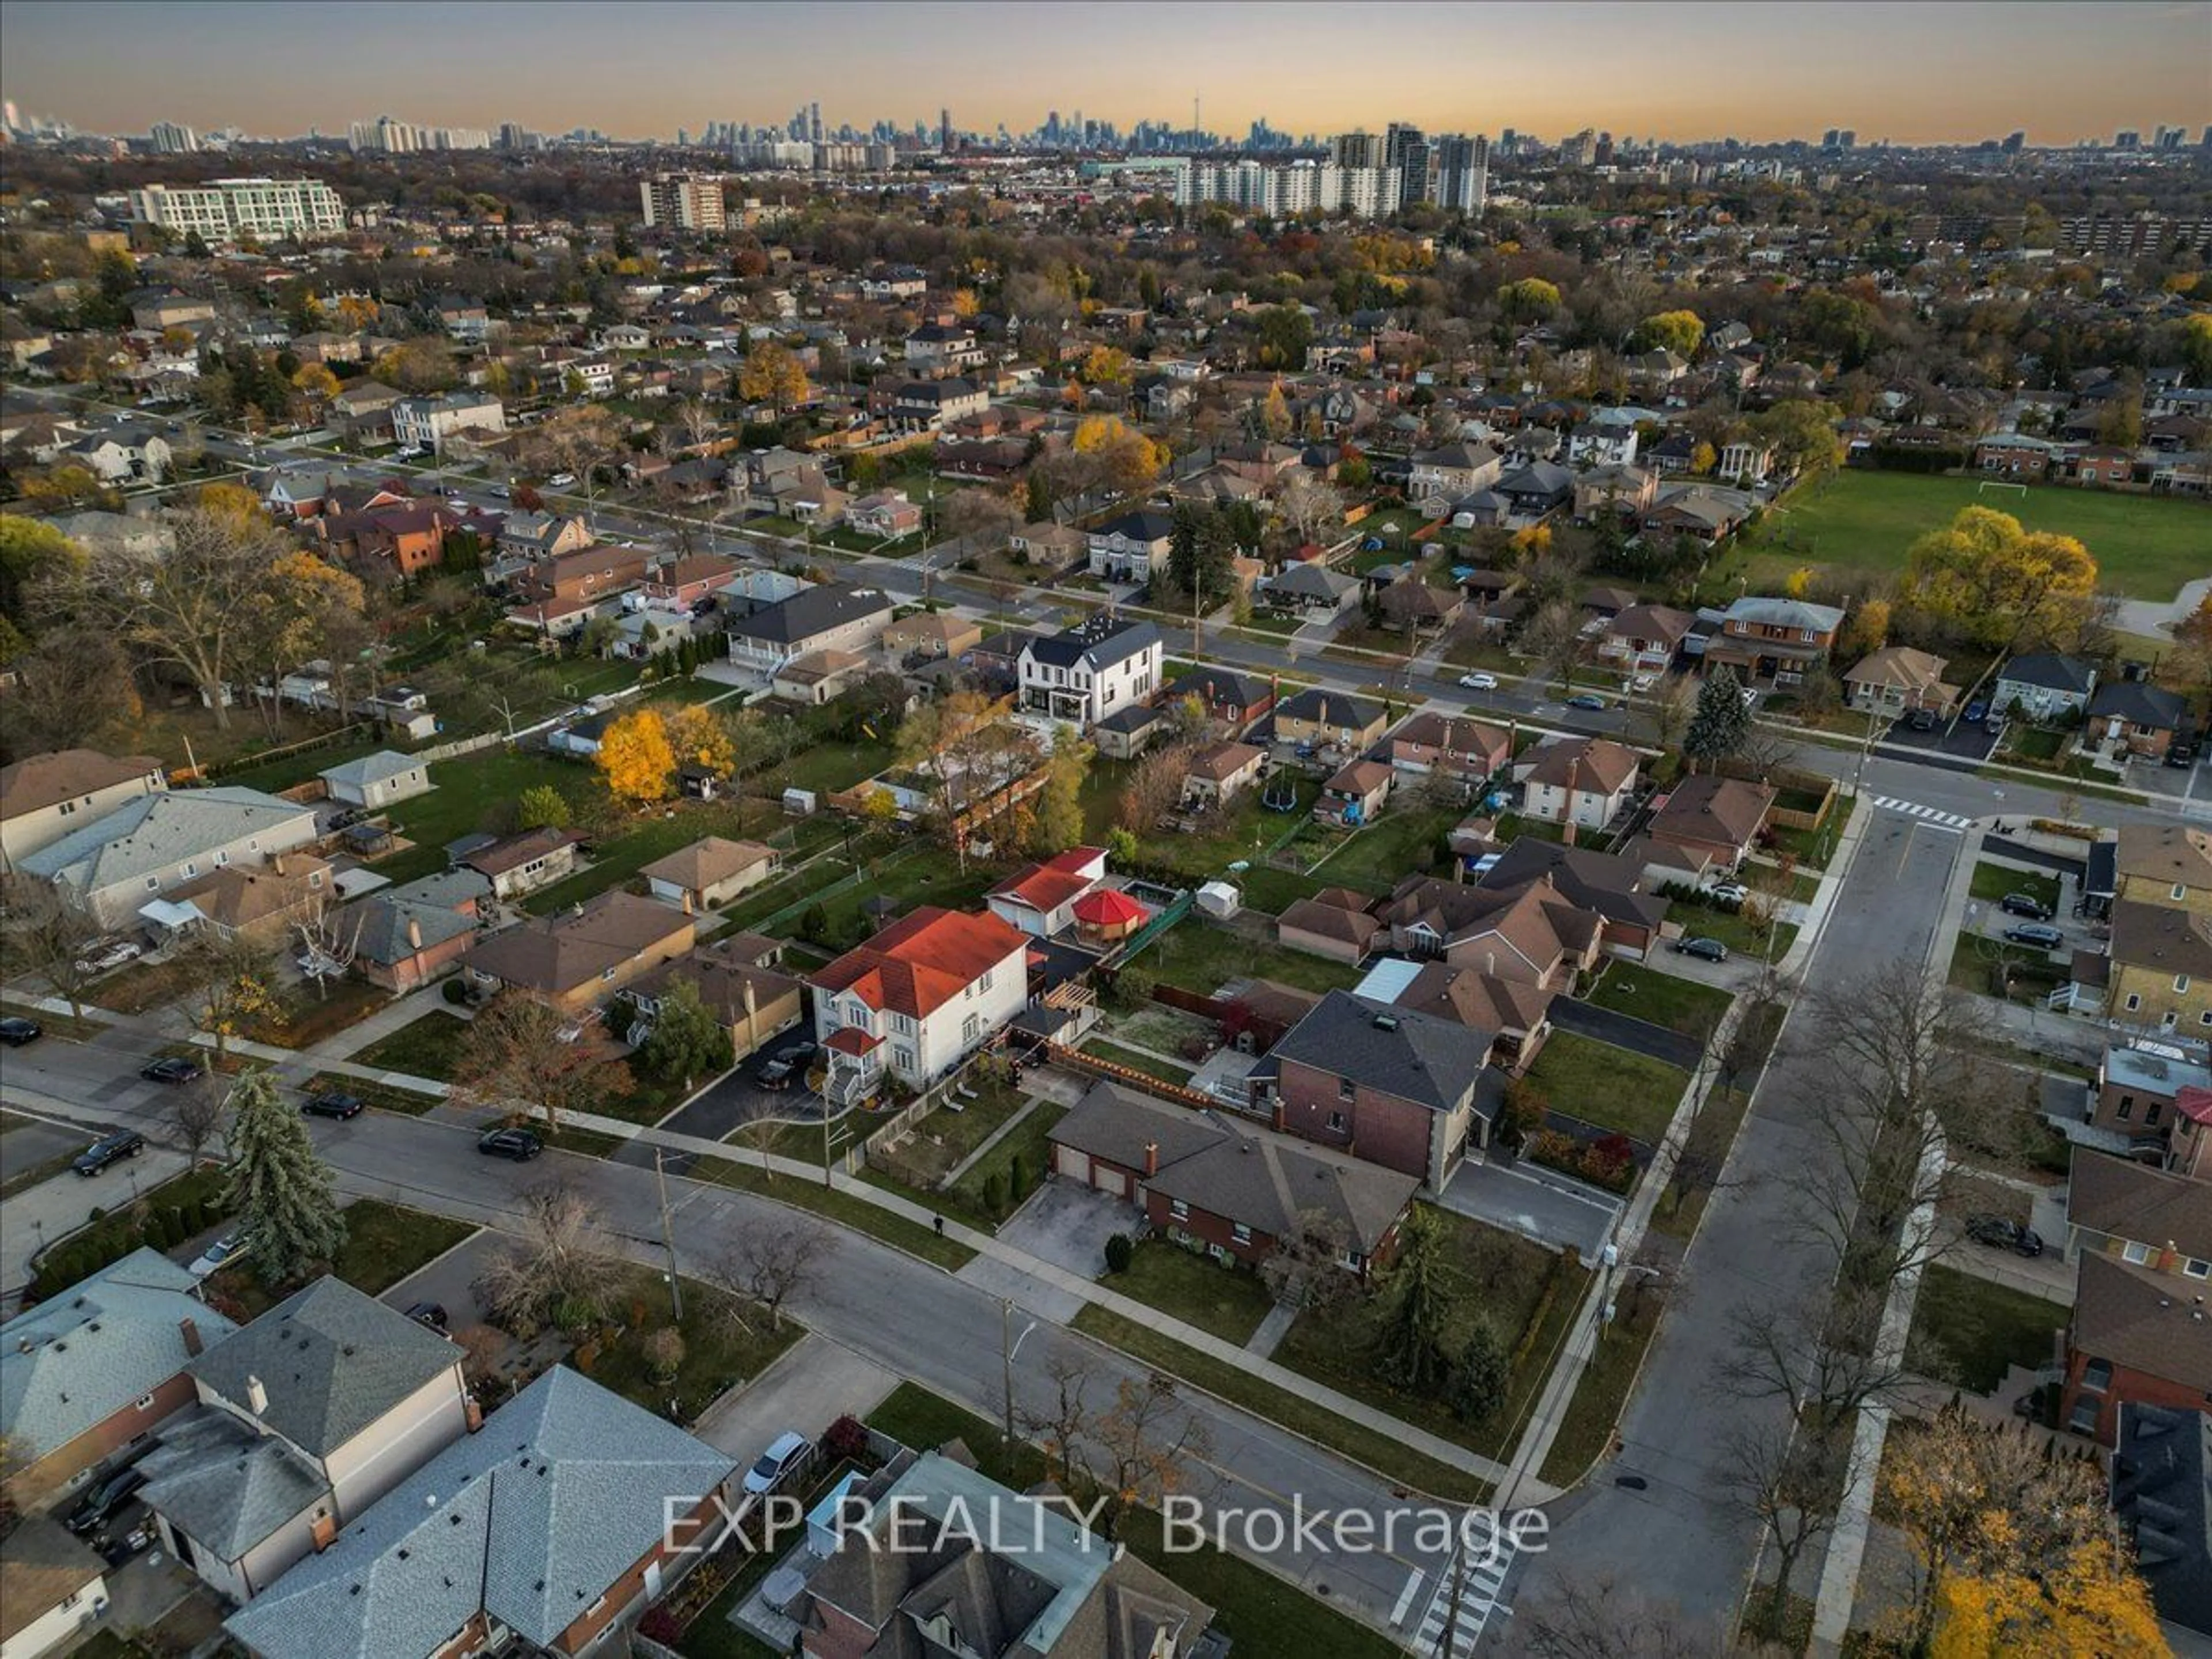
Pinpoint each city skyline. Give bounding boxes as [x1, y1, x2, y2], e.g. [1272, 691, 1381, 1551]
[3, 0, 2209, 149]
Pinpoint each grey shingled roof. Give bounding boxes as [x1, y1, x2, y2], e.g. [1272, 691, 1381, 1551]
[137, 1407, 330, 1565]
[17, 786, 316, 892]
[190, 1278, 459, 1459]
[1, 1248, 237, 1461]
[1268, 991, 1495, 1116]
[225, 1366, 736, 1658]
[2113, 1403, 2212, 1636]
[723, 583, 891, 646]
[318, 750, 423, 790]
[1023, 613, 1161, 673]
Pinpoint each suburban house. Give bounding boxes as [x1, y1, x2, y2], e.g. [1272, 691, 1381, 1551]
[987, 847, 1109, 938]
[1494, 460, 1574, 517]
[1638, 775, 1777, 877]
[1049, 1080, 1419, 1279]
[1277, 888, 1384, 964]
[2086, 680, 2191, 762]
[17, 786, 321, 931]
[225, 1366, 736, 1659]
[2088, 1042, 2212, 1168]
[2103, 827, 2212, 1035]
[1259, 991, 1499, 1189]
[345, 869, 489, 993]
[1717, 440, 1777, 485]
[1387, 714, 1510, 793]
[459, 826, 584, 901]
[0, 748, 167, 876]
[1272, 688, 1386, 753]
[461, 890, 696, 1012]
[505, 543, 657, 637]
[1517, 737, 1641, 833]
[1085, 508, 1176, 582]
[808, 907, 1031, 1104]
[1407, 441, 1503, 509]
[1473, 839, 1671, 960]
[1994, 652, 2099, 721]
[1375, 874, 1605, 990]
[1262, 560, 1360, 616]
[628, 934, 804, 1063]
[1843, 646, 1959, 718]
[0, 1250, 238, 1504]
[1596, 603, 1695, 675]
[877, 376, 988, 433]
[743, 448, 846, 524]
[2111, 1403, 2212, 1641]
[1362, 958, 1556, 1073]
[725, 585, 894, 675]
[639, 837, 781, 912]
[1314, 759, 1393, 828]
[844, 490, 924, 539]
[0, 1519, 110, 1659]
[771, 648, 872, 706]
[792, 1448, 1212, 1659]
[881, 612, 982, 661]
[1164, 668, 1274, 730]
[1567, 422, 1639, 468]
[1016, 614, 1163, 726]
[1573, 464, 1660, 522]
[2057, 1151, 2212, 1444]
[317, 751, 430, 811]
[1092, 702, 1166, 761]
[1700, 595, 1844, 690]
[496, 511, 594, 566]
[389, 391, 505, 456]
[1181, 740, 1268, 809]
[165, 853, 333, 948]
[141, 1279, 471, 1605]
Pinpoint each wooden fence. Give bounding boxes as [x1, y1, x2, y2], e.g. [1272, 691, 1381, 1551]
[1045, 1041, 1217, 1111]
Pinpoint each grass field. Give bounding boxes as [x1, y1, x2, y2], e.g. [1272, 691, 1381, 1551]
[1138, 920, 1365, 998]
[1522, 1030, 1690, 1143]
[1101, 1238, 1277, 1344]
[351, 1009, 475, 1081]
[1582, 965, 1734, 1041]
[1737, 470, 2212, 601]
[1904, 1263, 2066, 1393]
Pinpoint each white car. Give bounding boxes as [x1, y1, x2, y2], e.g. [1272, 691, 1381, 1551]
[1458, 672, 1499, 691]
[1707, 881, 1749, 904]
[74, 941, 144, 975]
[1630, 672, 1657, 693]
[546, 472, 577, 488]
[187, 1233, 248, 1279]
[743, 1431, 812, 1495]
[394, 445, 424, 460]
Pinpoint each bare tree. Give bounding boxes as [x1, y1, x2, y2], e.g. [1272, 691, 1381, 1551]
[1719, 1414, 1864, 1639]
[1256, 1209, 1358, 1317]
[1516, 598, 1585, 692]
[1085, 1372, 1214, 1536]
[476, 1181, 623, 1338]
[180, 933, 286, 1066]
[1116, 741, 1198, 831]
[169, 1079, 229, 1167]
[449, 990, 632, 1134]
[1717, 1279, 1918, 1435]
[0, 884, 104, 1018]
[1643, 672, 1697, 753]
[1018, 1350, 1096, 1487]
[1503, 1574, 1715, 1659]
[1274, 472, 1344, 547]
[719, 1214, 831, 1332]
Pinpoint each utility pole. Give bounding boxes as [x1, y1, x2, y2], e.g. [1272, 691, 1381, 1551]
[652, 1147, 684, 1320]
[1001, 1298, 1037, 1467]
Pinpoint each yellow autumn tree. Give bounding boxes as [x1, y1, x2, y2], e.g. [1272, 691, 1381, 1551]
[1902, 505, 2097, 653]
[1839, 596, 1891, 657]
[1080, 344, 1131, 386]
[1690, 440, 1717, 475]
[665, 704, 736, 779]
[950, 287, 980, 318]
[737, 340, 810, 412]
[1783, 566, 1816, 599]
[595, 709, 677, 805]
[1072, 415, 1164, 496]
[1260, 385, 1291, 442]
[290, 362, 340, 402]
[1930, 1540, 2169, 1659]
[196, 481, 265, 528]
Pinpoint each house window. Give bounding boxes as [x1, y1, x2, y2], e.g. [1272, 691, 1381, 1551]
[1232, 1223, 1253, 1245]
[2116, 1098, 2134, 1120]
[2081, 1358, 2112, 1392]
[1326, 1110, 1347, 1132]
[2177, 975, 2193, 993]
[1169, 1199, 1189, 1221]
[978, 968, 994, 994]
[2146, 1104, 2162, 1128]
[59, 800, 77, 816]
[961, 1013, 980, 1045]
[602, 967, 616, 981]
[135, 1393, 156, 1410]
[1338, 1077, 1355, 1103]
[2122, 1240, 2153, 1266]
[2124, 994, 2142, 1012]
[2186, 1259, 2211, 1281]
[2174, 884, 2188, 902]
[182, 862, 197, 878]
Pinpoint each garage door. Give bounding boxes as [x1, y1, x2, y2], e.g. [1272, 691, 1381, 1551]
[1054, 1145, 1089, 1181]
[1093, 1165, 1127, 1199]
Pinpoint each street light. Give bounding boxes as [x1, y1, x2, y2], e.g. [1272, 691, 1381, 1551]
[1001, 1299, 1038, 1465]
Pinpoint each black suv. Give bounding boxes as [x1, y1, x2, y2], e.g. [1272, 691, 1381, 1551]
[65, 1465, 149, 1535]
[478, 1126, 543, 1161]
[1966, 1214, 2044, 1257]
[140, 1056, 203, 1085]
[302, 1091, 365, 1120]
[2003, 923, 2064, 950]
[74, 1130, 146, 1176]
[0, 1016, 41, 1046]
[1671, 936, 1730, 963]
[1999, 892, 2052, 921]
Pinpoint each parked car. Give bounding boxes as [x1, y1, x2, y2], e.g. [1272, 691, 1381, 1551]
[1629, 672, 1657, 693]
[1965, 1214, 2044, 1257]
[187, 1233, 248, 1279]
[546, 472, 577, 488]
[757, 1041, 817, 1090]
[743, 1431, 812, 1495]
[0, 1016, 43, 1046]
[140, 1056, 202, 1085]
[1457, 672, 1498, 691]
[1985, 715, 2008, 742]
[478, 1127, 544, 1161]
[74, 1129, 146, 1176]
[65, 1466, 149, 1536]
[2169, 737, 2201, 768]
[404, 1301, 449, 1331]
[1707, 881, 1749, 906]
[1999, 892, 2053, 921]
[1565, 693, 1608, 711]
[302, 1091, 365, 1120]
[1671, 937, 1730, 963]
[328, 806, 368, 831]
[2003, 923, 2064, 950]
[74, 940, 143, 975]
[1963, 700, 1988, 724]
[1905, 709, 1939, 733]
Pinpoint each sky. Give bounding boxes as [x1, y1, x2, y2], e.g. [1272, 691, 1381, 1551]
[3, 0, 2208, 146]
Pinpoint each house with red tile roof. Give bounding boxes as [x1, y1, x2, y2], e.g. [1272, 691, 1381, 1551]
[808, 907, 1031, 1103]
[985, 847, 1107, 938]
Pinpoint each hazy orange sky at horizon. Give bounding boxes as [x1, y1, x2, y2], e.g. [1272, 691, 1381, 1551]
[4, 0, 2209, 145]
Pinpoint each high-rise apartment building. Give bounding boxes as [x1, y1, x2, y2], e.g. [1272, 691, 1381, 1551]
[1434, 133, 1490, 213]
[1385, 123, 1433, 207]
[1559, 128, 1597, 168]
[150, 122, 198, 154]
[130, 177, 346, 245]
[1331, 130, 1382, 170]
[1177, 159, 1399, 221]
[639, 173, 726, 231]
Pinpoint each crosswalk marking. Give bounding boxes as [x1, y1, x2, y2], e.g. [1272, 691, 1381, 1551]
[1869, 794, 1973, 832]
[1411, 1538, 1517, 1654]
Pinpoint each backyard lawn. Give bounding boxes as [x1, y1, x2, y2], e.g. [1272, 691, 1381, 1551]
[1904, 1264, 2066, 1393]
[1307, 804, 1459, 895]
[351, 1009, 475, 1081]
[1522, 1031, 1690, 1143]
[1077, 756, 1316, 885]
[520, 796, 789, 915]
[1100, 1238, 1275, 1344]
[1967, 861, 2062, 912]
[1735, 470, 2211, 600]
[581, 1264, 807, 1422]
[1076, 1039, 1196, 1086]
[370, 747, 590, 884]
[1581, 965, 1734, 1040]
[1138, 919, 1364, 998]
[211, 1198, 475, 1321]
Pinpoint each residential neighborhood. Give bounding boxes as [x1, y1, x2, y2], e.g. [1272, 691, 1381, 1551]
[1, 17, 2209, 1659]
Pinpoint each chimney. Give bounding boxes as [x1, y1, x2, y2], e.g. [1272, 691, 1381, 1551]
[406, 916, 423, 952]
[1562, 755, 1582, 847]
[310, 1512, 338, 1552]
[1143, 1141, 1159, 1178]
[681, 889, 695, 915]
[179, 1316, 202, 1357]
[247, 1375, 268, 1418]
[465, 1396, 484, 1433]
[1271, 1097, 1286, 1132]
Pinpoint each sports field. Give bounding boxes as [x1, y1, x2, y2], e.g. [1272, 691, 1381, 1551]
[1737, 471, 2210, 601]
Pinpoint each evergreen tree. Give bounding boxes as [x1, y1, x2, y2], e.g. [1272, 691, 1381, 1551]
[1683, 666, 1752, 769]
[639, 980, 734, 1089]
[222, 1070, 346, 1287]
[1373, 1207, 1459, 1390]
[1024, 469, 1053, 527]
[1449, 1320, 1510, 1422]
[1167, 504, 1235, 608]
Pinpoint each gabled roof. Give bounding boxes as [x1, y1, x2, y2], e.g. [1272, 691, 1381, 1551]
[1647, 775, 1776, 850]
[462, 890, 693, 996]
[137, 1407, 331, 1565]
[1722, 594, 1845, 633]
[809, 906, 1028, 1019]
[2068, 1148, 2212, 1261]
[2113, 826, 2212, 888]
[1268, 991, 1496, 1116]
[1275, 687, 1382, 730]
[1022, 613, 1161, 672]
[1996, 652, 2097, 695]
[1607, 603, 1695, 643]
[2073, 1252, 2212, 1395]
[723, 583, 891, 646]
[1186, 741, 1266, 782]
[1, 1249, 236, 1463]
[1477, 838, 1669, 931]
[1166, 667, 1270, 710]
[1092, 507, 1176, 543]
[0, 1520, 106, 1649]
[1522, 736, 1641, 795]
[463, 825, 583, 877]
[1391, 961, 1555, 1037]
[318, 749, 423, 790]
[2089, 679, 2189, 730]
[2112, 1404, 2212, 1637]
[18, 786, 316, 893]
[225, 1366, 736, 1659]
[190, 1278, 458, 1459]
[2109, 899, 2212, 982]
[1391, 713, 1509, 760]
[989, 847, 1107, 914]
[0, 748, 164, 821]
[1844, 645, 1949, 691]
[638, 836, 777, 895]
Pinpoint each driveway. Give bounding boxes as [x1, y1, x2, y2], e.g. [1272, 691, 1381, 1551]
[1881, 714, 1999, 763]
[378, 1226, 501, 1334]
[1550, 998, 1706, 1070]
[1, 1116, 188, 1309]
[615, 1042, 814, 1173]
[993, 1178, 1131, 1279]
[1436, 1154, 1620, 1262]
[692, 1332, 899, 1471]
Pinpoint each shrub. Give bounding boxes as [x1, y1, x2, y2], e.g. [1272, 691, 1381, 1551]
[1007, 1153, 1027, 1204]
[637, 1608, 684, 1644]
[824, 1414, 870, 1463]
[981, 1172, 1005, 1217]
[1104, 1233, 1135, 1274]
[643, 1327, 686, 1384]
[442, 978, 472, 1007]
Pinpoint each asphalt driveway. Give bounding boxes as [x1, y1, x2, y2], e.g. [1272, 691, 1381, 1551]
[995, 1178, 1132, 1279]
[1550, 998, 1706, 1070]
[1436, 1154, 1620, 1262]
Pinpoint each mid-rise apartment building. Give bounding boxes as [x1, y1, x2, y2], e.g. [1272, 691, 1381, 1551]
[639, 173, 726, 231]
[129, 178, 345, 245]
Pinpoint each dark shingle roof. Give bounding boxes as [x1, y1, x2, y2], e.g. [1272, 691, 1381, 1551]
[724, 584, 891, 646]
[1268, 991, 1495, 1117]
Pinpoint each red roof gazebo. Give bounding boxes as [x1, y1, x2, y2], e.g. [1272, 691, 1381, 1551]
[1071, 887, 1149, 941]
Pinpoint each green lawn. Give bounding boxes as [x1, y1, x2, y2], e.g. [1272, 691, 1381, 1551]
[1077, 755, 1317, 885]
[1522, 1030, 1690, 1143]
[1307, 805, 1459, 895]
[211, 1198, 475, 1320]
[696, 1156, 976, 1270]
[1669, 901, 1798, 963]
[1968, 861, 2062, 912]
[946, 1102, 1067, 1225]
[1234, 865, 1330, 915]
[369, 748, 593, 884]
[520, 797, 786, 916]
[1139, 920, 1364, 998]
[1904, 1263, 2066, 1393]
[582, 1264, 806, 1423]
[1581, 965, 1734, 1041]
[780, 844, 997, 950]
[1101, 1238, 1277, 1344]
[1736, 470, 2212, 600]
[351, 1009, 475, 1081]
[771, 736, 899, 800]
[1077, 1039, 1196, 1086]
[1540, 1283, 1663, 1486]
